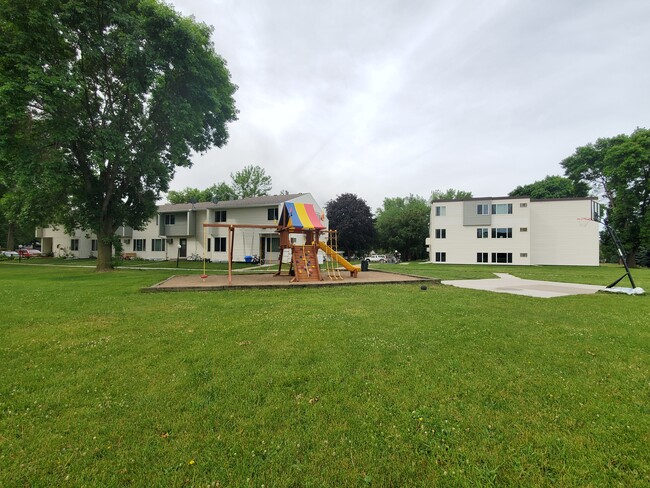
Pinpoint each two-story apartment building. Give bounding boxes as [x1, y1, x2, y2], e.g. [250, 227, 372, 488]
[37, 193, 327, 263]
[428, 197, 599, 266]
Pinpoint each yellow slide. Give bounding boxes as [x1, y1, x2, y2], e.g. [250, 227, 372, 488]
[318, 241, 361, 276]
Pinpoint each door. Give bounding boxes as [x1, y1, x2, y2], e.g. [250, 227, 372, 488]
[179, 238, 187, 258]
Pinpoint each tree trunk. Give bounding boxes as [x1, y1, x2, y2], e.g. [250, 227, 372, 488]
[6, 222, 15, 250]
[96, 218, 115, 272]
[627, 250, 636, 269]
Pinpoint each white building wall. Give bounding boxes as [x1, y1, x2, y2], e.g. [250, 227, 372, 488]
[529, 199, 599, 265]
[429, 197, 599, 266]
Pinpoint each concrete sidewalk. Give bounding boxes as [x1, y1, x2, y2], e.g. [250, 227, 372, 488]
[442, 273, 605, 298]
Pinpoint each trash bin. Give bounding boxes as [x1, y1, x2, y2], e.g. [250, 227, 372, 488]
[244, 255, 252, 263]
[361, 259, 369, 272]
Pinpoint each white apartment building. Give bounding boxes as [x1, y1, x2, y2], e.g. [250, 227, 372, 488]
[428, 197, 599, 266]
[36, 193, 327, 263]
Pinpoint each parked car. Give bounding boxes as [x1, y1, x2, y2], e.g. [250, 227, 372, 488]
[365, 254, 387, 263]
[2, 250, 19, 258]
[17, 248, 42, 258]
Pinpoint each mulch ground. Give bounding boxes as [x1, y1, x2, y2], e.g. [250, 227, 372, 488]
[147, 269, 437, 292]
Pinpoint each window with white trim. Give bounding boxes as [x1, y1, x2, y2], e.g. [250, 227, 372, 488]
[477, 252, 488, 263]
[477, 204, 489, 215]
[91, 239, 98, 251]
[435, 252, 446, 262]
[214, 211, 227, 223]
[164, 214, 175, 225]
[491, 252, 512, 263]
[435, 228, 446, 239]
[491, 203, 513, 214]
[491, 227, 512, 239]
[133, 239, 146, 252]
[71, 239, 79, 251]
[152, 239, 165, 252]
[214, 237, 227, 252]
[435, 206, 446, 216]
[476, 228, 489, 238]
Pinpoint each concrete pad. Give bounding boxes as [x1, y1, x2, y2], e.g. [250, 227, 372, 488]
[442, 273, 605, 298]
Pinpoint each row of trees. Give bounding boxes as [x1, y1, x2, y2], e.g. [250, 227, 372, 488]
[167, 165, 272, 204]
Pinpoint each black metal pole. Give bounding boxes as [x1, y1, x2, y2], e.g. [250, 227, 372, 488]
[605, 222, 637, 289]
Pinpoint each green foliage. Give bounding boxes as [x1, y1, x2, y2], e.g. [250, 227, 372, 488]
[562, 128, 650, 266]
[509, 175, 590, 199]
[375, 195, 429, 260]
[167, 182, 236, 204]
[325, 193, 375, 256]
[230, 164, 272, 198]
[1, 264, 649, 486]
[166, 165, 272, 204]
[429, 188, 473, 201]
[0, 0, 238, 271]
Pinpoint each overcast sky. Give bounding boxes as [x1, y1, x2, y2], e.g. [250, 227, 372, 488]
[168, 0, 650, 212]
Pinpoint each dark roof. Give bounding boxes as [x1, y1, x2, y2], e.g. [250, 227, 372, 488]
[157, 193, 304, 212]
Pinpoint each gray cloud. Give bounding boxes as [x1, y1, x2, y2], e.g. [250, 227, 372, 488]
[171, 0, 650, 211]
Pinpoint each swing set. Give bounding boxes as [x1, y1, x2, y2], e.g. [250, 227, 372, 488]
[200, 202, 360, 285]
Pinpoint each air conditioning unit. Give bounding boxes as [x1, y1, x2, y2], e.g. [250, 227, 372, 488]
[167, 238, 174, 244]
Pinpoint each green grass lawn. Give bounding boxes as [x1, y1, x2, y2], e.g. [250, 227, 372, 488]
[1, 263, 648, 486]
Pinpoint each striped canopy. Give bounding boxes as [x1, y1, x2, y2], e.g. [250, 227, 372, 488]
[279, 202, 326, 230]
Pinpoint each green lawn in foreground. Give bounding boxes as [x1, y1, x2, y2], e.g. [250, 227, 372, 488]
[0, 263, 648, 486]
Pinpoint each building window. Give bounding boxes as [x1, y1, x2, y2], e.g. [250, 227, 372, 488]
[164, 214, 175, 225]
[477, 252, 488, 263]
[70, 239, 79, 251]
[133, 239, 146, 252]
[266, 237, 280, 252]
[435, 206, 446, 217]
[267, 207, 278, 221]
[152, 239, 165, 252]
[477, 204, 489, 215]
[520, 227, 528, 232]
[214, 237, 227, 252]
[435, 252, 446, 262]
[476, 228, 489, 238]
[91, 239, 98, 251]
[520, 252, 528, 258]
[491, 252, 512, 263]
[491, 228, 512, 239]
[215, 210, 227, 223]
[207, 238, 211, 252]
[435, 228, 446, 239]
[491, 203, 513, 215]
[520, 202, 528, 207]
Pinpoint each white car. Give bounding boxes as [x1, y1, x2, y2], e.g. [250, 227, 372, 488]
[366, 254, 387, 263]
[2, 250, 19, 257]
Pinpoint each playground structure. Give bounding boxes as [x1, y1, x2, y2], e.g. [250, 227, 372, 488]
[202, 202, 360, 285]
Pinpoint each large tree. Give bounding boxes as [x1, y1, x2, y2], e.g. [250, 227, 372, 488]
[509, 175, 589, 199]
[375, 195, 429, 261]
[0, 0, 237, 271]
[562, 128, 650, 267]
[325, 193, 375, 257]
[230, 164, 272, 199]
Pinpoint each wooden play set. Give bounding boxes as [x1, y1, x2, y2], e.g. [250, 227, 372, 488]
[202, 202, 360, 285]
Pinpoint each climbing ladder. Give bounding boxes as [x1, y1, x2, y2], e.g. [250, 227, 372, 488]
[290, 244, 322, 282]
